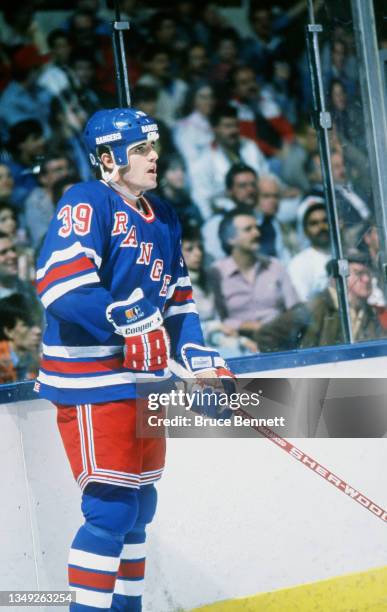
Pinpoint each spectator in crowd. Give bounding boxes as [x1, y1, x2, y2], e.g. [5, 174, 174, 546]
[131, 85, 176, 157]
[174, 0, 198, 50]
[355, 220, 385, 309]
[190, 104, 268, 220]
[0, 1, 47, 53]
[0, 294, 41, 384]
[49, 97, 91, 182]
[174, 83, 215, 176]
[0, 163, 15, 204]
[0, 230, 42, 324]
[38, 29, 73, 97]
[181, 44, 210, 85]
[269, 60, 298, 125]
[229, 64, 294, 158]
[69, 51, 110, 113]
[279, 118, 318, 192]
[323, 38, 357, 99]
[209, 31, 241, 87]
[24, 149, 72, 248]
[329, 78, 358, 142]
[288, 198, 331, 301]
[147, 12, 180, 58]
[0, 201, 35, 282]
[155, 153, 202, 230]
[182, 224, 257, 356]
[242, 4, 287, 81]
[305, 149, 371, 227]
[257, 250, 384, 351]
[256, 174, 290, 262]
[202, 163, 259, 260]
[4, 120, 46, 211]
[0, 46, 52, 134]
[60, 0, 111, 37]
[137, 46, 188, 127]
[66, 8, 115, 100]
[0, 202, 16, 239]
[209, 210, 299, 339]
[194, 3, 235, 54]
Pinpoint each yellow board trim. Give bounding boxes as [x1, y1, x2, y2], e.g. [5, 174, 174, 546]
[191, 565, 387, 611]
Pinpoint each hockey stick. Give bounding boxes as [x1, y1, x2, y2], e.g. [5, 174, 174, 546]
[112, 0, 131, 107]
[168, 359, 387, 524]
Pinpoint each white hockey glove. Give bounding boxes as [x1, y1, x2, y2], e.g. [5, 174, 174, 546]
[106, 288, 169, 372]
[178, 343, 236, 418]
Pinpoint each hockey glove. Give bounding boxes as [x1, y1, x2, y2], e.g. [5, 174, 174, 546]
[106, 288, 169, 372]
[180, 343, 236, 418]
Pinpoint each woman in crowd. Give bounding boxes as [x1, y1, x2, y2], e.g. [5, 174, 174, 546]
[174, 82, 216, 176]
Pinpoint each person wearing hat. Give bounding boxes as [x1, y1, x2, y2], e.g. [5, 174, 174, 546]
[256, 249, 384, 352]
[288, 196, 331, 301]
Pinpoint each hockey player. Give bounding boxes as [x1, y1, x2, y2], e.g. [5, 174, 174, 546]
[35, 107, 234, 611]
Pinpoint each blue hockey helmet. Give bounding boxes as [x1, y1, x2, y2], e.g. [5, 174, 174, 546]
[83, 107, 159, 170]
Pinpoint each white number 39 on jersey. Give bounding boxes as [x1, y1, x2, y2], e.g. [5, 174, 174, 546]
[57, 203, 93, 237]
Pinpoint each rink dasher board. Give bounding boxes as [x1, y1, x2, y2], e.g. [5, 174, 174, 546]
[0, 393, 386, 612]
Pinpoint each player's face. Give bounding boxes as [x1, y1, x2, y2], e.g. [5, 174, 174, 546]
[119, 142, 159, 194]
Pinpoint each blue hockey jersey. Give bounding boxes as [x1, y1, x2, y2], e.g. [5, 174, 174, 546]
[35, 180, 205, 404]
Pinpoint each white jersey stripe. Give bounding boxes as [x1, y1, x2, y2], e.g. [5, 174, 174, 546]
[38, 370, 136, 388]
[38, 370, 171, 387]
[165, 275, 191, 299]
[121, 543, 146, 560]
[40, 272, 100, 307]
[69, 586, 114, 608]
[42, 344, 122, 358]
[37, 241, 102, 279]
[114, 578, 145, 597]
[163, 303, 198, 319]
[69, 549, 120, 572]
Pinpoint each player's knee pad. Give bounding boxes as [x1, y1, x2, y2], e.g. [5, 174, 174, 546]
[81, 483, 140, 539]
[136, 484, 158, 526]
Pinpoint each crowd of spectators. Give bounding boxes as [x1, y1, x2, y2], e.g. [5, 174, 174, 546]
[0, 0, 385, 382]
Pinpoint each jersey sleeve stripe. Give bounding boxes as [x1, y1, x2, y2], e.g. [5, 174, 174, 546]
[37, 256, 95, 294]
[167, 288, 193, 303]
[36, 241, 102, 279]
[40, 272, 100, 308]
[163, 303, 198, 319]
[165, 276, 191, 299]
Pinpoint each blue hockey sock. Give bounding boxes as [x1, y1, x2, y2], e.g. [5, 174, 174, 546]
[111, 525, 146, 612]
[68, 523, 122, 611]
[69, 483, 140, 611]
[111, 485, 158, 611]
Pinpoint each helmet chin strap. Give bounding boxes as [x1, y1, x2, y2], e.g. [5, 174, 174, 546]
[109, 178, 143, 203]
[100, 157, 142, 203]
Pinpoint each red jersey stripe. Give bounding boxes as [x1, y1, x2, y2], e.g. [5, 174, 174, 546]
[37, 257, 95, 294]
[170, 289, 193, 303]
[41, 357, 123, 374]
[69, 566, 116, 590]
[118, 559, 145, 579]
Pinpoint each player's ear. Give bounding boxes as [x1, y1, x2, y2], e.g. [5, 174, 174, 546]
[99, 151, 115, 170]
